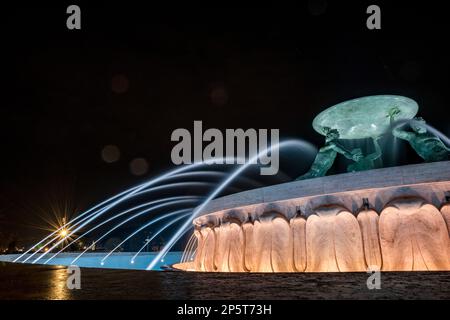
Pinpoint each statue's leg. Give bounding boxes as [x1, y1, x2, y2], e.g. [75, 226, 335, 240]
[347, 163, 356, 172]
[295, 154, 332, 180]
[295, 170, 315, 181]
[295, 173, 308, 181]
[347, 159, 377, 173]
[296, 167, 323, 180]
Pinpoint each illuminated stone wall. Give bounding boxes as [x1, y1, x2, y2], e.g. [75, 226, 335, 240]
[192, 198, 450, 272]
[179, 162, 450, 272]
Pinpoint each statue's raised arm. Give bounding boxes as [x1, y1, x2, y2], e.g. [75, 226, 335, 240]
[388, 107, 449, 162]
[388, 106, 416, 142]
[347, 136, 382, 173]
[296, 127, 362, 180]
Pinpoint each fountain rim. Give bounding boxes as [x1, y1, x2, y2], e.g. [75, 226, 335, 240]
[193, 161, 450, 225]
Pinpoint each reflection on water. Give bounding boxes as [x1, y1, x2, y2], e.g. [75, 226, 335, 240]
[47, 267, 73, 300]
[1, 261, 450, 299]
[2, 252, 183, 271]
[0, 263, 76, 300]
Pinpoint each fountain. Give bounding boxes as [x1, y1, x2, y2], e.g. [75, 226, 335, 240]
[174, 95, 450, 272]
[3, 95, 449, 273]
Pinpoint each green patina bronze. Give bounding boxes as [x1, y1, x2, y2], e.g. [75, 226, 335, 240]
[296, 127, 363, 180]
[297, 95, 422, 180]
[347, 137, 382, 172]
[389, 107, 450, 162]
[313, 95, 418, 139]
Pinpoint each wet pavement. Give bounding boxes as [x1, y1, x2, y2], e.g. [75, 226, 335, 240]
[1, 261, 449, 300]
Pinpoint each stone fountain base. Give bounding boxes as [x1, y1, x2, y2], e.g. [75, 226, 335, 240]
[174, 161, 450, 272]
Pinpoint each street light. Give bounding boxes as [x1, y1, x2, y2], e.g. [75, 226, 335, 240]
[59, 228, 68, 238]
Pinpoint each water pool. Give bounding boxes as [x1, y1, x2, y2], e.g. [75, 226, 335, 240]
[0, 252, 183, 271]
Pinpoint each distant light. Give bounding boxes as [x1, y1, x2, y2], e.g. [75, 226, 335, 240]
[59, 229, 68, 238]
[129, 158, 149, 176]
[131, 260, 135, 264]
[161, 259, 164, 262]
[100, 261, 104, 266]
[44, 247, 49, 252]
[209, 85, 228, 106]
[101, 145, 121, 163]
[111, 74, 129, 94]
[308, 0, 328, 16]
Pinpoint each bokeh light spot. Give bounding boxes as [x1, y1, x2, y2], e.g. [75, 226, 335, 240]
[101, 145, 121, 163]
[130, 158, 149, 176]
[308, 0, 328, 16]
[209, 85, 228, 106]
[111, 74, 130, 94]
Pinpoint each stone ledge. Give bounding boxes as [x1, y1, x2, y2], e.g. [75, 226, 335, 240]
[195, 161, 450, 224]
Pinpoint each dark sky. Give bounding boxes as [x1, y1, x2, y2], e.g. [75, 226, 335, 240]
[1, 2, 449, 247]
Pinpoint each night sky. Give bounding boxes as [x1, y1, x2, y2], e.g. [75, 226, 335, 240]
[1, 2, 449, 248]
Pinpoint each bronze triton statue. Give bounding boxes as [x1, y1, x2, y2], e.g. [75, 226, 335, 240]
[388, 107, 450, 162]
[347, 136, 382, 172]
[296, 127, 363, 180]
[296, 95, 420, 180]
